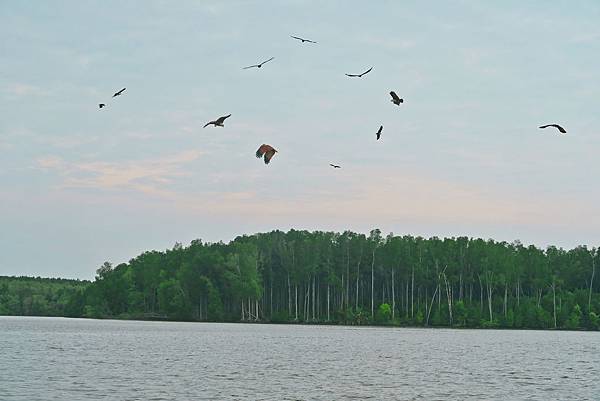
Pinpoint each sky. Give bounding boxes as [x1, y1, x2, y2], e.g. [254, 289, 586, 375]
[1, 1, 600, 280]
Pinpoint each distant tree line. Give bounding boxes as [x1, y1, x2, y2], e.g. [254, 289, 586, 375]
[1, 230, 598, 330]
[0, 276, 88, 316]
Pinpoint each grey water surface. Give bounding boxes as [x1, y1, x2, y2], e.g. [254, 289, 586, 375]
[1, 317, 598, 400]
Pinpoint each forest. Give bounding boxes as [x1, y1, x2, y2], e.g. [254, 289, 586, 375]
[1, 230, 599, 330]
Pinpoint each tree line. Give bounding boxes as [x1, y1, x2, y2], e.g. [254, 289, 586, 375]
[1, 230, 598, 330]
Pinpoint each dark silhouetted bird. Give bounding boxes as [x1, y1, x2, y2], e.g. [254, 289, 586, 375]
[539, 124, 567, 134]
[345, 67, 373, 78]
[329, 164, 341, 169]
[243, 57, 275, 69]
[112, 88, 126, 97]
[291, 35, 317, 44]
[256, 144, 277, 164]
[390, 91, 403, 106]
[376, 125, 383, 140]
[98, 103, 106, 109]
[203, 114, 231, 128]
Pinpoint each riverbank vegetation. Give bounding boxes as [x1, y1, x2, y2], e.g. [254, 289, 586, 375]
[1, 230, 598, 330]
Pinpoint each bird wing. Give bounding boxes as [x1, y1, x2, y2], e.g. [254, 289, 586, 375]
[256, 144, 270, 158]
[539, 124, 566, 133]
[216, 114, 231, 124]
[378, 125, 383, 133]
[264, 149, 277, 164]
[243, 64, 259, 69]
[203, 121, 214, 128]
[345, 73, 358, 77]
[113, 88, 126, 96]
[291, 35, 303, 40]
[360, 67, 373, 76]
[390, 91, 401, 102]
[261, 57, 275, 65]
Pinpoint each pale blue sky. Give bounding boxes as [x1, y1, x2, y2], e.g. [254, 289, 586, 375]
[1, 1, 600, 279]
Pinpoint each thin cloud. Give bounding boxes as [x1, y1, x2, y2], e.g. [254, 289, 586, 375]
[35, 150, 203, 196]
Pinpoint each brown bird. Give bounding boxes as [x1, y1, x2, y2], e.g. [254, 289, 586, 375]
[243, 57, 275, 69]
[539, 124, 566, 134]
[112, 88, 126, 97]
[291, 35, 317, 44]
[376, 125, 383, 140]
[390, 91, 403, 106]
[203, 114, 231, 128]
[345, 67, 373, 78]
[98, 103, 106, 109]
[256, 144, 278, 164]
[329, 164, 341, 168]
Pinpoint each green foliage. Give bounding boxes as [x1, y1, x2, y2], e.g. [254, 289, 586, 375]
[1, 230, 599, 331]
[375, 303, 392, 323]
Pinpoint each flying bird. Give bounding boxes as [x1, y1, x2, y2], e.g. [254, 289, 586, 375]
[390, 91, 403, 106]
[329, 164, 341, 169]
[203, 114, 232, 128]
[112, 88, 126, 97]
[345, 67, 373, 78]
[256, 144, 278, 165]
[376, 125, 383, 140]
[539, 124, 567, 134]
[291, 35, 317, 44]
[98, 103, 106, 109]
[243, 57, 275, 69]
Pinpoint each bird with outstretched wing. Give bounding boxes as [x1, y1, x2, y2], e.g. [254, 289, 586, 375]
[203, 114, 231, 128]
[539, 124, 567, 134]
[291, 35, 317, 44]
[243, 57, 275, 69]
[345, 67, 373, 78]
[390, 91, 403, 106]
[256, 144, 278, 164]
[376, 125, 383, 140]
[112, 88, 126, 97]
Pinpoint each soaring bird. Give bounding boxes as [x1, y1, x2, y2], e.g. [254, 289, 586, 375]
[291, 35, 317, 44]
[539, 124, 567, 134]
[329, 164, 341, 169]
[243, 57, 275, 69]
[98, 103, 106, 109]
[376, 125, 383, 140]
[203, 114, 231, 128]
[112, 88, 126, 97]
[390, 91, 403, 106]
[345, 67, 373, 78]
[256, 144, 277, 164]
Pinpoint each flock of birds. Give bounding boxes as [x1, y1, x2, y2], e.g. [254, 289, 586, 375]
[98, 34, 568, 167]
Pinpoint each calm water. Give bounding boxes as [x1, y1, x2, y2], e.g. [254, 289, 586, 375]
[1, 317, 599, 400]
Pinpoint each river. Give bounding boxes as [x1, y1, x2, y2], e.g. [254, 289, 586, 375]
[1, 317, 598, 400]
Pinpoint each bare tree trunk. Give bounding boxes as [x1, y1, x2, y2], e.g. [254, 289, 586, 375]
[552, 279, 557, 328]
[327, 285, 330, 321]
[295, 284, 298, 321]
[504, 282, 508, 317]
[411, 265, 415, 319]
[487, 273, 493, 323]
[287, 274, 291, 317]
[346, 244, 350, 310]
[355, 259, 361, 310]
[590, 255, 596, 313]
[371, 248, 375, 317]
[426, 284, 439, 326]
[391, 268, 395, 320]
[442, 270, 452, 326]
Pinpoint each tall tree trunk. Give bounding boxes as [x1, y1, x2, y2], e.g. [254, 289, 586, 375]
[327, 285, 330, 321]
[287, 274, 291, 317]
[295, 284, 298, 321]
[391, 268, 396, 320]
[371, 248, 375, 317]
[552, 279, 557, 328]
[590, 255, 596, 313]
[411, 265, 415, 319]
